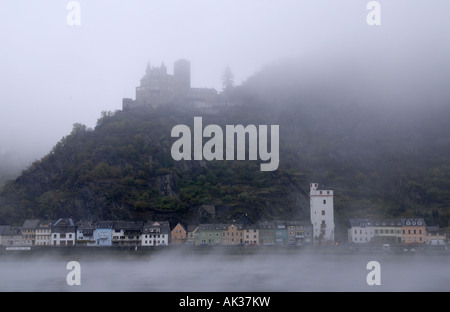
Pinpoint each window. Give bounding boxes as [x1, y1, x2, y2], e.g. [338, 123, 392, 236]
[322, 210, 325, 215]
[323, 200, 326, 204]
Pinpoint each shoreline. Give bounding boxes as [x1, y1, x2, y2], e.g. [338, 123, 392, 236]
[1, 243, 448, 259]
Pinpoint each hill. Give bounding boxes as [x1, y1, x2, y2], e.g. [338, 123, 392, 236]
[1, 59, 449, 240]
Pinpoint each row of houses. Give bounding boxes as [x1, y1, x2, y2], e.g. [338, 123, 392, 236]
[0, 216, 314, 248]
[0, 219, 170, 247]
[348, 218, 447, 246]
[1, 216, 446, 249]
[189, 220, 313, 246]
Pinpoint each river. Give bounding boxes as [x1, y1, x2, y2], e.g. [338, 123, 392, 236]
[0, 246, 448, 292]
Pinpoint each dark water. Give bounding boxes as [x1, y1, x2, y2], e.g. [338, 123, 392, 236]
[0, 247, 448, 292]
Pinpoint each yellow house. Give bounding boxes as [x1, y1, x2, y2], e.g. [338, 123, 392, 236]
[222, 224, 244, 245]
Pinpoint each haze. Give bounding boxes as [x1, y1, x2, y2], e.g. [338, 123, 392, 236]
[0, 249, 448, 291]
[1, 0, 449, 166]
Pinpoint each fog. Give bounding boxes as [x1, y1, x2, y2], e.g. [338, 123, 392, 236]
[1, 0, 449, 165]
[0, 249, 448, 292]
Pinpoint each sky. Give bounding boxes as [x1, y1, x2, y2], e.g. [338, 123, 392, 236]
[1, 0, 449, 164]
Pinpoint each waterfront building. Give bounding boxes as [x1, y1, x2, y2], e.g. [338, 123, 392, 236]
[112, 221, 144, 247]
[170, 222, 187, 244]
[94, 221, 114, 247]
[35, 220, 53, 246]
[186, 225, 199, 245]
[142, 221, 170, 246]
[76, 220, 96, 246]
[425, 226, 446, 246]
[243, 224, 259, 245]
[287, 221, 313, 245]
[310, 183, 335, 243]
[258, 221, 275, 245]
[195, 224, 227, 245]
[22, 219, 40, 246]
[0, 226, 22, 247]
[401, 218, 426, 244]
[372, 219, 402, 244]
[348, 219, 375, 244]
[51, 218, 76, 246]
[274, 221, 289, 245]
[222, 223, 244, 245]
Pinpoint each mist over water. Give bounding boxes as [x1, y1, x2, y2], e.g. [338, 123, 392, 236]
[0, 249, 448, 292]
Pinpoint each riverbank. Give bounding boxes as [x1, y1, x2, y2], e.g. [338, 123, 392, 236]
[1, 243, 448, 260]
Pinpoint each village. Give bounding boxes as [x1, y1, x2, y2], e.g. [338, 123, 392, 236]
[0, 183, 446, 250]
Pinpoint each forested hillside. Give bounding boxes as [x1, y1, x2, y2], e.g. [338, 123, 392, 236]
[1, 60, 449, 235]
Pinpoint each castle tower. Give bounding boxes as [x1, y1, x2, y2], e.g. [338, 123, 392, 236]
[310, 183, 335, 243]
[174, 59, 191, 94]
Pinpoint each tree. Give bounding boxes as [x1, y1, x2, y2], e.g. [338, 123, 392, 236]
[221, 66, 234, 93]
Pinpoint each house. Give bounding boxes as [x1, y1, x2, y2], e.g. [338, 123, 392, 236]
[243, 224, 259, 245]
[51, 218, 76, 246]
[1, 226, 23, 247]
[170, 223, 187, 244]
[426, 226, 446, 246]
[186, 225, 198, 245]
[94, 221, 114, 247]
[372, 219, 402, 244]
[112, 221, 144, 247]
[287, 221, 313, 245]
[222, 223, 244, 245]
[22, 219, 40, 246]
[195, 224, 227, 245]
[274, 221, 289, 245]
[0, 225, 8, 246]
[348, 219, 375, 244]
[258, 221, 275, 245]
[142, 221, 170, 246]
[35, 220, 53, 246]
[401, 218, 426, 244]
[76, 220, 96, 246]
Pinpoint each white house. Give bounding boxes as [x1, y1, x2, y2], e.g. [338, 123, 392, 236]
[310, 183, 335, 243]
[51, 218, 76, 246]
[348, 219, 375, 243]
[142, 221, 170, 246]
[35, 220, 53, 246]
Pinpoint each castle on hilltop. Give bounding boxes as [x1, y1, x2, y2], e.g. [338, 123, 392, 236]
[122, 59, 219, 110]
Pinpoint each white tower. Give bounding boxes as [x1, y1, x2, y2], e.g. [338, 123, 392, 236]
[310, 183, 335, 243]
